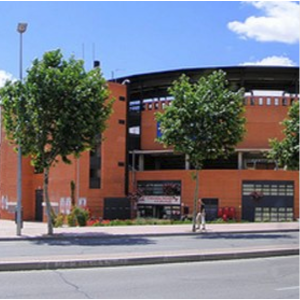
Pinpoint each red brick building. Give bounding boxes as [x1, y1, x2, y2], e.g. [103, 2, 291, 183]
[0, 66, 299, 222]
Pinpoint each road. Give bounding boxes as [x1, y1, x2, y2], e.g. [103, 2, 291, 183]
[0, 232, 298, 260]
[0, 256, 298, 299]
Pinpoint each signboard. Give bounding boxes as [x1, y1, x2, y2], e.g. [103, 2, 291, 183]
[138, 196, 181, 205]
[59, 197, 66, 214]
[1, 196, 8, 210]
[78, 197, 87, 207]
[59, 197, 72, 214]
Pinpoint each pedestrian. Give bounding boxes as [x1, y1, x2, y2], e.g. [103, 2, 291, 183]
[196, 199, 206, 231]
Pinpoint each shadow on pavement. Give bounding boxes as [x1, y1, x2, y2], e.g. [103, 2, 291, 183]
[31, 233, 156, 247]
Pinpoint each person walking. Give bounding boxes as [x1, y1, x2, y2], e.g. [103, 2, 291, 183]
[196, 199, 206, 231]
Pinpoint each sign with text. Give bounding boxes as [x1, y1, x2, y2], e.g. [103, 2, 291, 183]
[138, 196, 181, 205]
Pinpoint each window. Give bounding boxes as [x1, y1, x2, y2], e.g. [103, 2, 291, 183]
[250, 98, 255, 106]
[282, 98, 288, 106]
[258, 98, 264, 105]
[118, 119, 125, 125]
[274, 98, 279, 106]
[119, 96, 126, 101]
[137, 181, 181, 196]
[266, 98, 271, 105]
[242, 181, 294, 196]
[89, 135, 101, 189]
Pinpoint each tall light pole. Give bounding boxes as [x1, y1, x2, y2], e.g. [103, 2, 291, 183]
[16, 22, 27, 236]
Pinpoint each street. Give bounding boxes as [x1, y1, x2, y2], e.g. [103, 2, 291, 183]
[0, 232, 298, 259]
[0, 256, 298, 299]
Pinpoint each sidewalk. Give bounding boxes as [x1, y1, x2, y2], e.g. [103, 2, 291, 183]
[0, 219, 299, 240]
[0, 220, 298, 272]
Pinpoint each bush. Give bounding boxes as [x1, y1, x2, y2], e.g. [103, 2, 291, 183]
[54, 213, 65, 228]
[67, 206, 90, 227]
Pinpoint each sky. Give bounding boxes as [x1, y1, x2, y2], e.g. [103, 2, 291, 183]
[0, 1, 299, 86]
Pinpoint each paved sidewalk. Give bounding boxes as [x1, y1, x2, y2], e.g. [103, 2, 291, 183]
[0, 219, 298, 240]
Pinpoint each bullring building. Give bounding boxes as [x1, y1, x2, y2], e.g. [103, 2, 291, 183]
[0, 66, 299, 223]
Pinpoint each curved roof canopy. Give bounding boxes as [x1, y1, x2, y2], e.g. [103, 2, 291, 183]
[115, 66, 299, 100]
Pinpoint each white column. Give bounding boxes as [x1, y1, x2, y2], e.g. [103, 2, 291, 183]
[185, 154, 190, 170]
[238, 152, 243, 170]
[138, 154, 144, 171]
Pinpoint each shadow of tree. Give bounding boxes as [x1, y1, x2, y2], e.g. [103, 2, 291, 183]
[31, 233, 156, 247]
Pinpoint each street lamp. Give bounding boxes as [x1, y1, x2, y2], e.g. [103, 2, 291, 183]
[16, 22, 27, 236]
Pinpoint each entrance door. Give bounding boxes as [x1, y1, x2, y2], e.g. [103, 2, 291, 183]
[35, 190, 43, 221]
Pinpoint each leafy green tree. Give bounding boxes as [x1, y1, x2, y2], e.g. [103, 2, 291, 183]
[156, 70, 246, 231]
[0, 49, 113, 235]
[269, 101, 299, 170]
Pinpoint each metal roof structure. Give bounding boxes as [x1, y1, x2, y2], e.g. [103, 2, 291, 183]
[114, 66, 299, 100]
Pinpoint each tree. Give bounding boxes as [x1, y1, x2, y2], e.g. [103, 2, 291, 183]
[269, 101, 299, 170]
[0, 49, 113, 235]
[156, 70, 246, 232]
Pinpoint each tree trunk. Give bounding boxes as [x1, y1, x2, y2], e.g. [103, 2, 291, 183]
[192, 169, 200, 232]
[44, 167, 53, 235]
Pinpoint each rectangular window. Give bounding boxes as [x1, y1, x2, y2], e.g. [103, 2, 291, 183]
[282, 98, 288, 106]
[258, 97, 264, 105]
[243, 181, 294, 197]
[137, 181, 181, 196]
[266, 98, 271, 105]
[118, 119, 125, 125]
[119, 96, 126, 101]
[274, 98, 279, 106]
[89, 135, 101, 189]
[250, 98, 255, 106]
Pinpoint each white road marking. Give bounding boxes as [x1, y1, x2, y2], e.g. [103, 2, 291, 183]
[276, 286, 299, 291]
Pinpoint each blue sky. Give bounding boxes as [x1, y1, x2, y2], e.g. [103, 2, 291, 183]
[0, 1, 299, 85]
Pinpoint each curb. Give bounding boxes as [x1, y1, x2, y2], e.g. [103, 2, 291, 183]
[0, 228, 298, 242]
[0, 247, 298, 272]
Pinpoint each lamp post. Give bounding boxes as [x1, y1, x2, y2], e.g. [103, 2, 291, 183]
[16, 22, 27, 236]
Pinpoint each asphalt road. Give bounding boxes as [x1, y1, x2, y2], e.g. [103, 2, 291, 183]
[0, 232, 298, 260]
[0, 256, 298, 299]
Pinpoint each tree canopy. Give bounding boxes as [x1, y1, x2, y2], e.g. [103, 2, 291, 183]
[0, 49, 113, 234]
[156, 70, 246, 231]
[269, 101, 299, 170]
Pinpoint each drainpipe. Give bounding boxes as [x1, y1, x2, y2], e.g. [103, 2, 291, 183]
[122, 79, 130, 196]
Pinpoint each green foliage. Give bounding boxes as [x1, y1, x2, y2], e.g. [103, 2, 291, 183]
[53, 213, 65, 228]
[92, 218, 186, 226]
[67, 206, 90, 227]
[0, 49, 113, 235]
[0, 49, 113, 169]
[269, 101, 299, 170]
[155, 70, 246, 231]
[156, 70, 246, 169]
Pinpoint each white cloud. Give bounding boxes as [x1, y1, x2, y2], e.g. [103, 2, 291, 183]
[228, 1, 299, 44]
[241, 55, 296, 66]
[0, 70, 14, 88]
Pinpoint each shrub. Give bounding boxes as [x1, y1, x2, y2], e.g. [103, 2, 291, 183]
[67, 206, 89, 227]
[54, 213, 65, 228]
